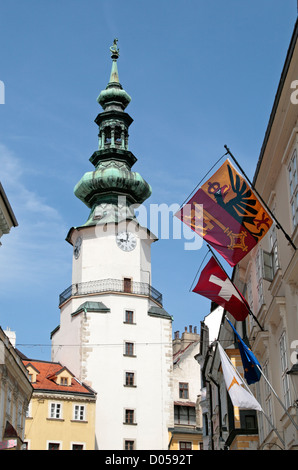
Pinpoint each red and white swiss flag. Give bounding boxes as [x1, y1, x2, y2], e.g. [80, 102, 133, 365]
[193, 256, 250, 321]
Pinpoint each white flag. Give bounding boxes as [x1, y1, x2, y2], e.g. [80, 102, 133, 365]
[218, 343, 262, 411]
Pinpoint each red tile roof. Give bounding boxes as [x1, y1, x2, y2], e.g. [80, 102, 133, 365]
[22, 360, 96, 396]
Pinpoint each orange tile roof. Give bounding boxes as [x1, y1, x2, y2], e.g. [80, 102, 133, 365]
[22, 360, 96, 396]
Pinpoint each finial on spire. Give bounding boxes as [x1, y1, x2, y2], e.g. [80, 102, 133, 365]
[110, 39, 119, 60]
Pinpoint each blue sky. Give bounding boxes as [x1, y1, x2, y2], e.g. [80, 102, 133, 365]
[0, 1, 296, 360]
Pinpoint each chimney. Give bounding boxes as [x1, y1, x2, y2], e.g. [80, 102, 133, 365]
[4, 328, 16, 348]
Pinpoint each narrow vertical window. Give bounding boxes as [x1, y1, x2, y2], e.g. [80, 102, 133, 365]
[279, 332, 291, 408]
[288, 149, 298, 229]
[125, 342, 134, 356]
[74, 405, 85, 421]
[124, 409, 135, 424]
[125, 310, 134, 324]
[179, 382, 189, 399]
[50, 402, 62, 419]
[125, 372, 135, 386]
[124, 440, 135, 450]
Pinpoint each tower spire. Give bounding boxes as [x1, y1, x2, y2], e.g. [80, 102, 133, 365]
[109, 38, 120, 83]
[73, 40, 151, 227]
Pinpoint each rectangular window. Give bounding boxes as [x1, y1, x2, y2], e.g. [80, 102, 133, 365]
[74, 405, 85, 421]
[125, 310, 134, 324]
[125, 342, 134, 356]
[50, 402, 62, 419]
[48, 442, 60, 450]
[256, 248, 264, 310]
[174, 405, 196, 425]
[72, 444, 84, 450]
[288, 149, 298, 229]
[124, 440, 135, 450]
[124, 409, 135, 424]
[179, 382, 189, 399]
[179, 441, 192, 450]
[125, 372, 135, 386]
[279, 331, 291, 408]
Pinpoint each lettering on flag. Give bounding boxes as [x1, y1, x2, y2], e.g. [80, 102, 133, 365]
[175, 159, 273, 266]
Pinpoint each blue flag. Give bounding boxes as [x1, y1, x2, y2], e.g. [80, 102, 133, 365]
[226, 318, 261, 384]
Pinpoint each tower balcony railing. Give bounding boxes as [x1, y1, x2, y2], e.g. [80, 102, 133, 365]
[59, 278, 163, 307]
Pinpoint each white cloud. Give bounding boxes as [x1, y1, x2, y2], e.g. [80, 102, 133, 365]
[0, 143, 70, 291]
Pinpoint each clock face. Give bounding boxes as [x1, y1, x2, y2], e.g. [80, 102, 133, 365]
[116, 231, 137, 252]
[74, 236, 82, 259]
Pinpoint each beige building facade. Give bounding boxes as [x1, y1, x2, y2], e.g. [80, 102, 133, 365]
[169, 326, 203, 450]
[232, 18, 298, 450]
[0, 328, 33, 450]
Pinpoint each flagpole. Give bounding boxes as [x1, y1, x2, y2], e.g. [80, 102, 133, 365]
[207, 244, 264, 331]
[179, 151, 228, 209]
[224, 145, 296, 251]
[217, 342, 285, 448]
[189, 249, 209, 292]
[255, 364, 298, 432]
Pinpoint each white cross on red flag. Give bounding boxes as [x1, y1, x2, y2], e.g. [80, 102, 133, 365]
[193, 256, 250, 321]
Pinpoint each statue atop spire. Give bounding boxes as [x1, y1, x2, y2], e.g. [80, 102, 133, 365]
[110, 38, 119, 60]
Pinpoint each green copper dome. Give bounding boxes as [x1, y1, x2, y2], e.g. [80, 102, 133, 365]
[74, 39, 151, 227]
[74, 163, 152, 208]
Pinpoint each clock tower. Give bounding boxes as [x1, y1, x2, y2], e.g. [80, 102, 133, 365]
[51, 40, 174, 450]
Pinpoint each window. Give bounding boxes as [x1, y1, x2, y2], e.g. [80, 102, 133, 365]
[124, 409, 135, 425]
[179, 382, 189, 399]
[125, 342, 135, 356]
[279, 331, 291, 408]
[125, 372, 135, 387]
[6, 389, 11, 416]
[74, 405, 85, 421]
[125, 310, 134, 324]
[124, 440, 135, 450]
[50, 402, 62, 419]
[288, 149, 298, 229]
[60, 377, 68, 386]
[48, 442, 60, 450]
[174, 405, 196, 426]
[245, 414, 257, 429]
[72, 444, 84, 450]
[262, 224, 280, 282]
[17, 402, 23, 428]
[256, 249, 264, 310]
[179, 441, 192, 450]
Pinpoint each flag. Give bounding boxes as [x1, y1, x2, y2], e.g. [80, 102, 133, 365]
[192, 256, 250, 321]
[218, 342, 262, 411]
[226, 318, 261, 384]
[175, 159, 273, 266]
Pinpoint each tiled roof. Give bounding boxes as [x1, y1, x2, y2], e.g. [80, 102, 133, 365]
[22, 360, 96, 396]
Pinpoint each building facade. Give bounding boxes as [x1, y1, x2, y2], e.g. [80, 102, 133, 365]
[51, 40, 174, 450]
[169, 326, 203, 451]
[0, 328, 32, 450]
[197, 18, 298, 451]
[23, 360, 96, 450]
[232, 18, 298, 450]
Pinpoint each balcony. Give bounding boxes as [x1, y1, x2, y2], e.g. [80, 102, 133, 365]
[59, 278, 163, 307]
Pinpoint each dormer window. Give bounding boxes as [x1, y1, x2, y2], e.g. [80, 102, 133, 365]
[25, 364, 39, 383]
[60, 377, 69, 386]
